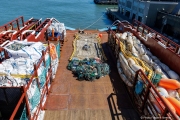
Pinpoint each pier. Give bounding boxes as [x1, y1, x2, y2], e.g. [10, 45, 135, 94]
[106, 7, 132, 23]
[94, 0, 118, 5]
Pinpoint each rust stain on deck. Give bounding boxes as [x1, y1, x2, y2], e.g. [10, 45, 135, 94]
[44, 30, 140, 120]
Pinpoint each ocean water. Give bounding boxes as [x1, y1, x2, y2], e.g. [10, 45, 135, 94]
[0, 0, 115, 29]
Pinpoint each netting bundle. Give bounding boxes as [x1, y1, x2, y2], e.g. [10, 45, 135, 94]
[67, 58, 110, 81]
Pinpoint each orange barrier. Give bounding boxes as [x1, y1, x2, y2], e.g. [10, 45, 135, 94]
[49, 43, 57, 60]
[166, 96, 180, 116]
[161, 96, 176, 113]
[158, 79, 180, 90]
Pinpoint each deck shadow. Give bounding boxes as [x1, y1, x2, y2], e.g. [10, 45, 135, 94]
[101, 42, 140, 120]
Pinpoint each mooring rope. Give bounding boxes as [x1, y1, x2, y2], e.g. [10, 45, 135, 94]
[80, 12, 106, 31]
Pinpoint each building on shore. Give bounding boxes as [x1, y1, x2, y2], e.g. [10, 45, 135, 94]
[155, 10, 180, 41]
[118, 0, 178, 27]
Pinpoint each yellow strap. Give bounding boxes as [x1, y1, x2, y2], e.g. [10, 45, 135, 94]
[69, 34, 79, 60]
[0, 74, 38, 79]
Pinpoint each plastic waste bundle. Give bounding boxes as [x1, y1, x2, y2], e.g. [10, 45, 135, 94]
[113, 30, 180, 118]
[47, 22, 66, 36]
[67, 58, 110, 81]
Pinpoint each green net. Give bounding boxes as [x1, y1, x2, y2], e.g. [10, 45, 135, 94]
[56, 42, 60, 59]
[151, 73, 162, 85]
[38, 68, 46, 88]
[20, 104, 28, 120]
[45, 55, 51, 68]
[67, 58, 110, 81]
[29, 82, 41, 111]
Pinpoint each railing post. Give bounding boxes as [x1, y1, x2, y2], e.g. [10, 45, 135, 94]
[16, 20, 20, 30]
[23, 86, 31, 119]
[133, 70, 140, 91]
[175, 46, 179, 53]
[137, 24, 139, 32]
[22, 16, 24, 26]
[4, 26, 7, 31]
[165, 40, 169, 47]
[141, 84, 150, 112]
[42, 51, 46, 67]
[10, 23, 13, 30]
[34, 64, 41, 89]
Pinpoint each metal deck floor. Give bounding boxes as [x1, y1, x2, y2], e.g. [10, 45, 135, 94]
[44, 30, 140, 120]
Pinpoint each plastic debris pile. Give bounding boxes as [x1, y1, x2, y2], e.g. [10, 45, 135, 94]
[113, 32, 180, 87]
[0, 40, 60, 120]
[69, 33, 107, 61]
[67, 58, 110, 81]
[68, 33, 109, 81]
[0, 40, 59, 87]
[47, 22, 66, 36]
[111, 31, 180, 118]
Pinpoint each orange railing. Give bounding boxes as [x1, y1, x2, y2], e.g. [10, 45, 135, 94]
[0, 17, 42, 45]
[133, 70, 179, 119]
[132, 20, 180, 55]
[0, 16, 24, 32]
[0, 41, 55, 120]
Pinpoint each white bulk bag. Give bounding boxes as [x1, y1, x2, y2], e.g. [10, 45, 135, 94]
[120, 73, 133, 87]
[127, 58, 136, 66]
[141, 54, 152, 64]
[154, 59, 160, 64]
[117, 59, 120, 68]
[120, 32, 127, 40]
[130, 64, 143, 72]
[156, 86, 169, 97]
[115, 33, 121, 39]
[0, 64, 6, 74]
[151, 55, 158, 61]
[127, 36, 133, 45]
[118, 67, 123, 74]
[119, 53, 128, 66]
[167, 70, 180, 81]
[160, 63, 170, 71]
[146, 50, 152, 57]
[166, 89, 179, 98]
[134, 44, 146, 55]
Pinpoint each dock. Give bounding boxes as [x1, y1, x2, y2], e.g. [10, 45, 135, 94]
[94, 0, 118, 5]
[106, 7, 132, 23]
[43, 30, 140, 120]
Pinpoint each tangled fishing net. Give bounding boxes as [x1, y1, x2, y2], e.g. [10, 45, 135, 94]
[67, 58, 110, 81]
[67, 33, 110, 81]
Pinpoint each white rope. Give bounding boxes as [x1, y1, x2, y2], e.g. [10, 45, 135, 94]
[109, 20, 130, 27]
[80, 15, 130, 31]
[80, 13, 106, 31]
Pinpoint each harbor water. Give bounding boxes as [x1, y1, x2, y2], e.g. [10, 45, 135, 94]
[0, 0, 115, 30]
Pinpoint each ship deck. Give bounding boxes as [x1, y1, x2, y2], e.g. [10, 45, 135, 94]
[44, 30, 140, 120]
